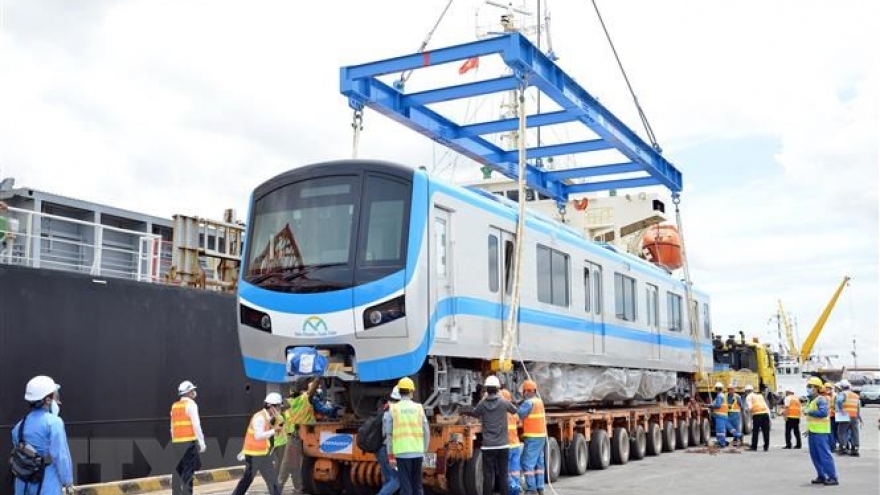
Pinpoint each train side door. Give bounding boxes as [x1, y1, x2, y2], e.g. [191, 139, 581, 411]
[431, 208, 456, 341]
[646, 283, 661, 359]
[584, 261, 604, 354]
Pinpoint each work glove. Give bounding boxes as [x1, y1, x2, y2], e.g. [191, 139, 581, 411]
[199, 442, 207, 453]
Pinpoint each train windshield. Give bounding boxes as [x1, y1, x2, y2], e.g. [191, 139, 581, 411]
[243, 173, 410, 292]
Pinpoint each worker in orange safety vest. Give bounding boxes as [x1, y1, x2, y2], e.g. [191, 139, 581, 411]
[782, 387, 802, 449]
[231, 393, 285, 495]
[170, 381, 205, 495]
[517, 380, 546, 495]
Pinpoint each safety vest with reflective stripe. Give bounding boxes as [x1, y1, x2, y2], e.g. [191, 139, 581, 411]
[785, 396, 801, 418]
[727, 394, 741, 414]
[522, 398, 547, 438]
[806, 397, 830, 434]
[508, 411, 521, 447]
[285, 393, 316, 435]
[749, 394, 769, 415]
[242, 410, 271, 456]
[273, 412, 288, 447]
[825, 392, 835, 418]
[842, 391, 859, 419]
[390, 401, 426, 455]
[713, 392, 728, 417]
[170, 400, 196, 443]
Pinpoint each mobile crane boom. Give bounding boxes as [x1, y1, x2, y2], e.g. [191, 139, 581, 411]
[777, 300, 799, 356]
[799, 276, 850, 363]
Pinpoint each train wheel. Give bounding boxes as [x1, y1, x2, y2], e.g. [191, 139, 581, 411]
[661, 421, 676, 453]
[545, 437, 562, 482]
[446, 460, 467, 495]
[588, 430, 610, 470]
[646, 422, 662, 456]
[610, 427, 630, 465]
[629, 425, 647, 460]
[699, 418, 711, 445]
[675, 421, 688, 449]
[464, 450, 483, 495]
[688, 419, 700, 446]
[562, 432, 588, 476]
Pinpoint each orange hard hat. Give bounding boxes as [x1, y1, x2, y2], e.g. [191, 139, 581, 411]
[500, 389, 512, 401]
[523, 380, 537, 392]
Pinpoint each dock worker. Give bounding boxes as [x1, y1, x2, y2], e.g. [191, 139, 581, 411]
[376, 387, 401, 495]
[726, 383, 744, 447]
[518, 379, 546, 495]
[709, 382, 729, 447]
[462, 376, 518, 495]
[500, 389, 523, 495]
[835, 380, 861, 456]
[824, 382, 838, 451]
[805, 376, 838, 485]
[277, 379, 339, 493]
[170, 380, 206, 495]
[782, 387, 802, 449]
[384, 377, 429, 495]
[744, 384, 770, 451]
[231, 393, 285, 495]
[11, 375, 73, 495]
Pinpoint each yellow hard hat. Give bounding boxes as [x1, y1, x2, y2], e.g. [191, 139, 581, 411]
[824, 382, 834, 390]
[807, 377, 824, 388]
[397, 377, 415, 391]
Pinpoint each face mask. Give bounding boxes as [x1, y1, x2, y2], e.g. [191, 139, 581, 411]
[50, 399, 61, 416]
[192, 391, 198, 399]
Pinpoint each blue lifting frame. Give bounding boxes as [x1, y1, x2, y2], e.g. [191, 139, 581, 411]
[340, 32, 682, 204]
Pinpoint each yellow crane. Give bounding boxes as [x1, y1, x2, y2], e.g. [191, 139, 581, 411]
[776, 300, 799, 356]
[799, 276, 851, 363]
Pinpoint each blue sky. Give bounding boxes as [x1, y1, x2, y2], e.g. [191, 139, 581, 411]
[1, 0, 876, 366]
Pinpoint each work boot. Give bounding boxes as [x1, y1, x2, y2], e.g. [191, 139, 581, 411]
[824, 479, 839, 486]
[537, 490, 545, 495]
[811, 478, 826, 485]
[850, 449, 860, 457]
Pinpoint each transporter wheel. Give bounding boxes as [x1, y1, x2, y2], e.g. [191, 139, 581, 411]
[688, 418, 700, 446]
[546, 437, 562, 482]
[610, 427, 630, 465]
[646, 422, 662, 456]
[629, 425, 647, 460]
[675, 421, 688, 450]
[661, 421, 676, 453]
[464, 450, 483, 495]
[699, 417, 712, 445]
[588, 430, 611, 470]
[562, 432, 588, 476]
[301, 456, 336, 495]
[446, 460, 467, 495]
[341, 465, 359, 495]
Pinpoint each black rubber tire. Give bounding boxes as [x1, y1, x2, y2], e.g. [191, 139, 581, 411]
[588, 429, 611, 470]
[629, 425, 647, 460]
[688, 418, 700, 447]
[675, 421, 688, 450]
[699, 417, 711, 445]
[545, 437, 562, 482]
[610, 427, 630, 465]
[464, 450, 483, 495]
[446, 460, 467, 495]
[661, 421, 676, 452]
[301, 456, 337, 495]
[646, 422, 663, 456]
[562, 432, 589, 476]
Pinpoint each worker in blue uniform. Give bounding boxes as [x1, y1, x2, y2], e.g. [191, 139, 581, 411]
[725, 383, 744, 447]
[709, 382, 729, 447]
[11, 375, 74, 495]
[805, 377, 838, 486]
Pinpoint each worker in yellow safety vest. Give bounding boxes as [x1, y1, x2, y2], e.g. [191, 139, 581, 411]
[834, 380, 861, 456]
[726, 383, 744, 447]
[744, 384, 770, 451]
[782, 387, 802, 449]
[501, 389, 523, 495]
[517, 379, 547, 495]
[231, 393, 285, 495]
[277, 378, 338, 494]
[805, 377, 838, 485]
[170, 380, 205, 495]
[383, 377, 429, 495]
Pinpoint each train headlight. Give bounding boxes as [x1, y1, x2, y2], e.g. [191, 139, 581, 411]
[241, 304, 272, 333]
[363, 295, 406, 330]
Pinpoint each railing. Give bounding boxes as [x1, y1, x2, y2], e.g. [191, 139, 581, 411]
[0, 206, 163, 282]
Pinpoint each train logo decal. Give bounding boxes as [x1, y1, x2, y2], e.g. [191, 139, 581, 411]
[298, 316, 334, 336]
[319, 432, 353, 454]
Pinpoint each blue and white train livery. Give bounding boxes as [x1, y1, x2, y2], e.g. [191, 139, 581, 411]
[237, 160, 713, 416]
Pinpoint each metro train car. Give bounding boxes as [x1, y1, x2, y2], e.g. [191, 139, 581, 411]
[237, 159, 714, 417]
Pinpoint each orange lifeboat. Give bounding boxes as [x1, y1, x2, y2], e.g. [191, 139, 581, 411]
[641, 225, 683, 270]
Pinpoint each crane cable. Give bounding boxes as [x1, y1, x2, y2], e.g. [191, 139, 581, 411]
[589, 0, 661, 152]
[397, 0, 456, 89]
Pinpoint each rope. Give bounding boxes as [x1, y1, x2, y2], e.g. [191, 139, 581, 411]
[672, 194, 708, 390]
[397, 0, 456, 89]
[588, 0, 661, 152]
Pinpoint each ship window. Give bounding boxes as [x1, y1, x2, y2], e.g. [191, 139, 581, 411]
[646, 283, 659, 327]
[488, 234, 499, 293]
[614, 273, 637, 322]
[667, 292, 683, 332]
[537, 245, 569, 307]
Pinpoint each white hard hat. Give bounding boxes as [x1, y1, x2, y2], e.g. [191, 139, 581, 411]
[744, 384, 754, 392]
[390, 386, 401, 401]
[485, 376, 501, 388]
[178, 380, 197, 396]
[785, 387, 794, 393]
[838, 380, 850, 389]
[265, 392, 283, 405]
[714, 382, 724, 389]
[25, 376, 58, 402]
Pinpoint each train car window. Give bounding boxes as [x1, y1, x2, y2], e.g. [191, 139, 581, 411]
[504, 240, 514, 294]
[362, 176, 407, 265]
[583, 267, 591, 312]
[703, 303, 712, 339]
[537, 245, 569, 306]
[690, 300, 699, 336]
[614, 273, 637, 322]
[593, 268, 602, 315]
[537, 246, 552, 304]
[506, 190, 519, 202]
[488, 235, 499, 293]
[667, 292, 683, 332]
[646, 283, 659, 327]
